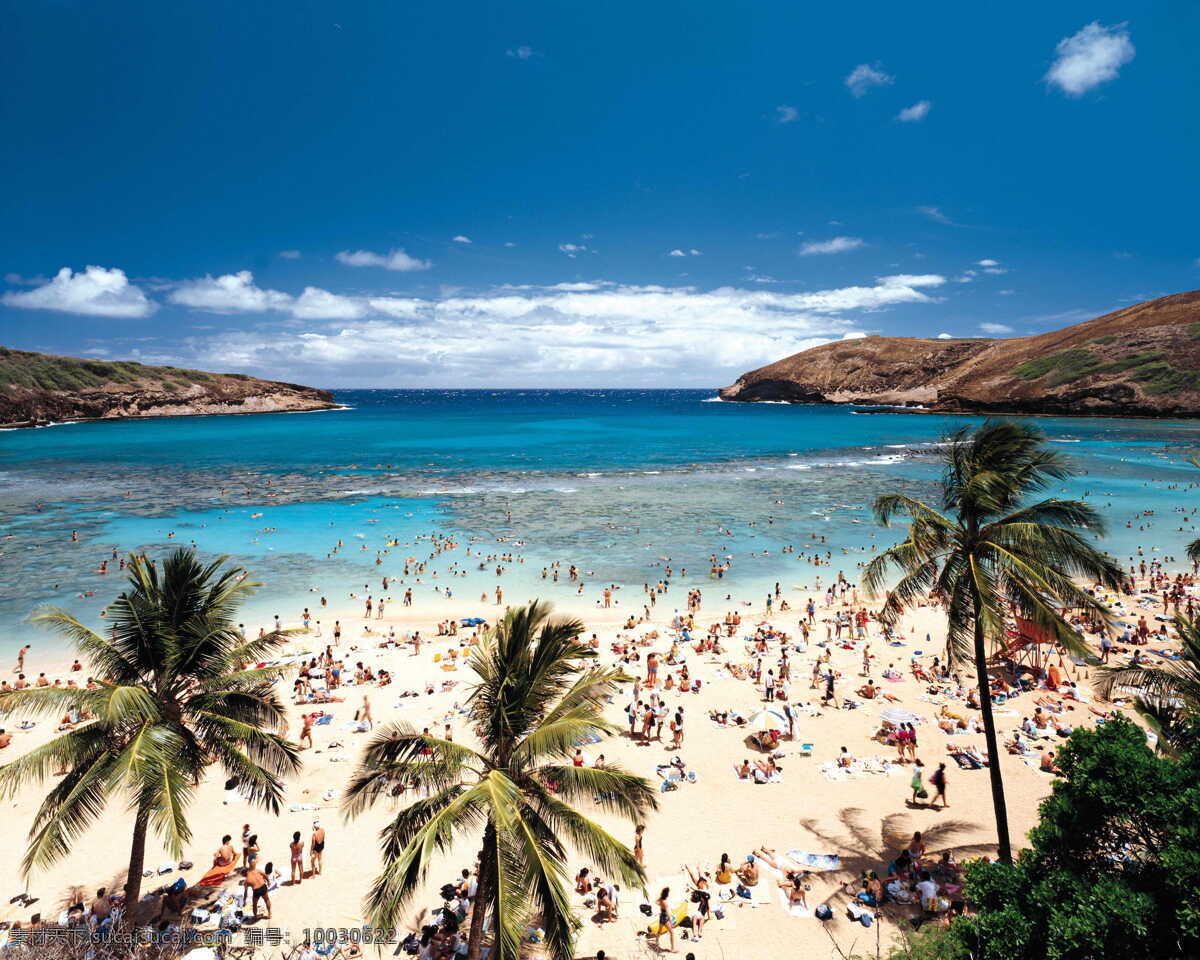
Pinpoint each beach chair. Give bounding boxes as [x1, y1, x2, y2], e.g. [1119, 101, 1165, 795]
[798, 743, 813, 757]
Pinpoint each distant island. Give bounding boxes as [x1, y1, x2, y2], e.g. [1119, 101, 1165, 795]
[0, 347, 337, 428]
[720, 290, 1200, 418]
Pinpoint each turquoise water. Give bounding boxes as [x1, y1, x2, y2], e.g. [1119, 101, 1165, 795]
[2, 390, 1198, 658]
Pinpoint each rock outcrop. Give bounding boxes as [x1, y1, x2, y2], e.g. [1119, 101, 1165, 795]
[720, 291, 1200, 418]
[0, 348, 338, 427]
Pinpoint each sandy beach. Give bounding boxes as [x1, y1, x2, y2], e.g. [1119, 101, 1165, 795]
[2, 556, 1164, 959]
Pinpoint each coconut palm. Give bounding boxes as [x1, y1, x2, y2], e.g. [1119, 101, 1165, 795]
[1096, 615, 1200, 755]
[0, 549, 299, 912]
[343, 600, 656, 960]
[863, 420, 1124, 863]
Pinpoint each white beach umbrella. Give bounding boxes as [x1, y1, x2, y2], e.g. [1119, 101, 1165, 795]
[747, 708, 787, 730]
[879, 706, 918, 725]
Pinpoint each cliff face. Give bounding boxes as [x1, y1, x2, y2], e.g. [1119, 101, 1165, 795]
[720, 290, 1200, 418]
[0, 348, 338, 427]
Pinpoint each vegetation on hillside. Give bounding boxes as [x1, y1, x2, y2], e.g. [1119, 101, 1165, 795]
[1013, 345, 1200, 394]
[0, 347, 215, 393]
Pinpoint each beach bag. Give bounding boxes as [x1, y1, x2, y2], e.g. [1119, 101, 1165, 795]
[861, 912, 873, 927]
[916, 787, 929, 799]
[169, 877, 187, 894]
[639, 903, 653, 917]
[815, 903, 833, 921]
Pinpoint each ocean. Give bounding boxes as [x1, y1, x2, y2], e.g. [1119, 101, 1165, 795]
[2, 389, 1198, 660]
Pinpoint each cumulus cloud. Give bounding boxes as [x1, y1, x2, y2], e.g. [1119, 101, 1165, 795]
[175, 274, 946, 388]
[845, 63, 893, 97]
[170, 271, 292, 313]
[171, 271, 371, 321]
[558, 243, 588, 258]
[2, 266, 156, 318]
[668, 248, 702, 257]
[1045, 22, 1134, 96]
[897, 100, 931, 122]
[799, 236, 864, 256]
[335, 248, 432, 271]
[278, 250, 302, 260]
[775, 105, 798, 124]
[980, 322, 1014, 335]
[292, 287, 367, 320]
[452, 235, 472, 244]
[977, 259, 999, 266]
[937, 333, 953, 339]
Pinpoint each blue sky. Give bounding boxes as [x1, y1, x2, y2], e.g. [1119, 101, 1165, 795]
[1, 2, 1197, 387]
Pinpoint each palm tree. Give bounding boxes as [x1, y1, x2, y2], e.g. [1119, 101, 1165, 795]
[0, 549, 299, 913]
[863, 420, 1124, 863]
[343, 600, 656, 960]
[1096, 615, 1200, 755]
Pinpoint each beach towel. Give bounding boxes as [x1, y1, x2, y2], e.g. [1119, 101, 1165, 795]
[197, 861, 237, 888]
[783, 851, 841, 872]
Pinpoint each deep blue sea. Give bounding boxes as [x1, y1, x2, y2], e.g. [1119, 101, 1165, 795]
[2, 389, 1198, 659]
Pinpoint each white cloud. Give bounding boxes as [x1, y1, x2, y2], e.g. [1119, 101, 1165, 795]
[335, 248, 432, 271]
[558, 243, 588, 258]
[799, 236, 864, 256]
[897, 100, 931, 122]
[668, 248, 703, 257]
[291, 287, 367, 320]
[980, 322, 1014, 335]
[917, 206, 954, 225]
[841, 331, 868, 340]
[937, 333, 953, 339]
[1045, 22, 1134, 97]
[668, 249, 686, 257]
[977, 259, 999, 267]
[452, 235, 472, 244]
[690, 249, 702, 256]
[177, 274, 946, 387]
[504, 241, 517, 248]
[3, 266, 156, 318]
[506, 45, 538, 59]
[775, 105, 798, 124]
[278, 250, 302, 260]
[845, 63, 893, 97]
[170, 271, 291, 313]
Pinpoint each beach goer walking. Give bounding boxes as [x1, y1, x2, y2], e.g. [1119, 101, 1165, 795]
[289, 831, 305, 885]
[360, 695, 373, 731]
[634, 824, 645, 866]
[909, 759, 926, 806]
[653, 887, 676, 953]
[299, 713, 314, 750]
[930, 762, 948, 809]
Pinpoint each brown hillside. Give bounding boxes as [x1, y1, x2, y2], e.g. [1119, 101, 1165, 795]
[719, 291, 1200, 418]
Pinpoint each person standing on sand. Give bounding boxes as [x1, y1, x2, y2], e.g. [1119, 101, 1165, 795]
[310, 821, 325, 876]
[634, 825, 645, 866]
[299, 714, 314, 750]
[244, 861, 272, 920]
[289, 831, 305, 885]
[15, 644, 29, 674]
[360, 695, 373, 731]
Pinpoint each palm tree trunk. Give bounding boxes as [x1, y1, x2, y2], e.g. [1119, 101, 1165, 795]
[972, 597, 1012, 864]
[466, 821, 496, 960]
[123, 801, 151, 922]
